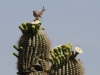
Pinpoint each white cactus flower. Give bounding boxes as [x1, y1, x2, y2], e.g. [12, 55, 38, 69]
[75, 47, 83, 54]
[30, 20, 41, 24]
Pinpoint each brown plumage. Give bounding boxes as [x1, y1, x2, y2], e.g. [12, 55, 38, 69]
[33, 6, 46, 19]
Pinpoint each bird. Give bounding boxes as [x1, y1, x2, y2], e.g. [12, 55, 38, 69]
[33, 6, 46, 19]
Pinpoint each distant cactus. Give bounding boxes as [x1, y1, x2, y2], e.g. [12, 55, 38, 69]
[13, 19, 84, 75]
[13, 19, 50, 75]
[49, 44, 84, 75]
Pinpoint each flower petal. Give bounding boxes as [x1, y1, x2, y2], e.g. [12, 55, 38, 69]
[30, 20, 41, 24]
[75, 47, 83, 54]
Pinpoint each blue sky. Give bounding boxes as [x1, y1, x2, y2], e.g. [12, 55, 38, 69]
[0, 0, 100, 75]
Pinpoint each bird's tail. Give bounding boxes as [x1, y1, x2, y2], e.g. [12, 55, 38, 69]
[41, 6, 46, 13]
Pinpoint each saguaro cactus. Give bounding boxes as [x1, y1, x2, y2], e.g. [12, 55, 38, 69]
[13, 19, 50, 75]
[49, 43, 84, 75]
[13, 19, 84, 75]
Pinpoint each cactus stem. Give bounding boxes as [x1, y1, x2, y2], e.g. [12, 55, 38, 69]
[74, 52, 79, 58]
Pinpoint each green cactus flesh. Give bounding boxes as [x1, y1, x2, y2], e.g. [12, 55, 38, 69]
[49, 44, 84, 75]
[13, 20, 50, 75]
[13, 19, 84, 75]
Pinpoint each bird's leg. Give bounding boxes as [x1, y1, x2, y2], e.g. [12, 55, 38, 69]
[40, 16, 42, 18]
[36, 18, 39, 20]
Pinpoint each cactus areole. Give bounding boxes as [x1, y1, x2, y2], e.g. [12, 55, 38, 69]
[13, 12, 84, 75]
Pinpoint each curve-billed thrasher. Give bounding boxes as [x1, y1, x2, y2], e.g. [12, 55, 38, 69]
[33, 6, 46, 19]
